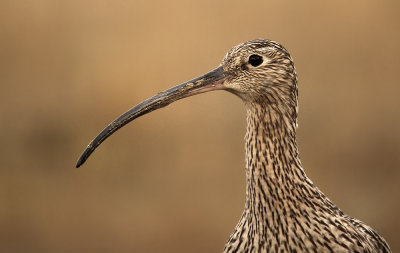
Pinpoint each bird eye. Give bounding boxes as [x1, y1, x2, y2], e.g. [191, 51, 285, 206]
[248, 54, 263, 67]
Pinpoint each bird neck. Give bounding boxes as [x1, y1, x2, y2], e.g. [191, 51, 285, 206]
[224, 103, 390, 253]
[243, 103, 318, 212]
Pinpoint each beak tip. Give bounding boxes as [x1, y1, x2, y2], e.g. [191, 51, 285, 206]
[75, 158, 83, 168]
[76, 149, 90, 168]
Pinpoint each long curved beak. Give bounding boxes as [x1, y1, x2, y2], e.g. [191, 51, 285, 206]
[76, 66, 226, 168]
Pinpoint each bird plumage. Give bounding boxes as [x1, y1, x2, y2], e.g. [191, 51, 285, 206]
[222, 39, 390, 253]
[77, 39, 391, 252]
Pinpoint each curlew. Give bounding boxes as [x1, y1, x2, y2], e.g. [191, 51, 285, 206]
[77, 39, 391, 252]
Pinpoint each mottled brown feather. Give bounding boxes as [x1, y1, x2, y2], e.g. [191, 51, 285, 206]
[221, 39, 390, 253]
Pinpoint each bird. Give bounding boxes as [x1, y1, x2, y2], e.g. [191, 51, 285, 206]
[76, 39, 391, 252]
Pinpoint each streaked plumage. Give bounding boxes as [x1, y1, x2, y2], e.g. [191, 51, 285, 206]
[77, 39, 391, 252]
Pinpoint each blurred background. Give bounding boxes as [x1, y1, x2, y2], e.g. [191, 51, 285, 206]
[1, 0, 399, 252]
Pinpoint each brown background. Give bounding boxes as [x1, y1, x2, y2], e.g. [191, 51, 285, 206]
[1, 0, 399, 252]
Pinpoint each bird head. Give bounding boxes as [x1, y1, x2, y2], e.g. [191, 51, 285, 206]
[76, 39, 298, 167]
[222, 39, 298, 110]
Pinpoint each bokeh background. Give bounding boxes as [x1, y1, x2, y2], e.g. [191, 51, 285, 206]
[1, 0, 399, 252]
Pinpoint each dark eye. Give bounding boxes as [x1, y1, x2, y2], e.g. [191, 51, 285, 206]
[248, 54, 263, 67]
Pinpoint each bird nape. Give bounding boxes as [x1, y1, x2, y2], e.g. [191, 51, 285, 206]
[76, 39, 391, 253]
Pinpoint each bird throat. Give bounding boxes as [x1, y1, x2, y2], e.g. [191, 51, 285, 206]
[244, 103, 307, 212]
[224, 103, 331, 250]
